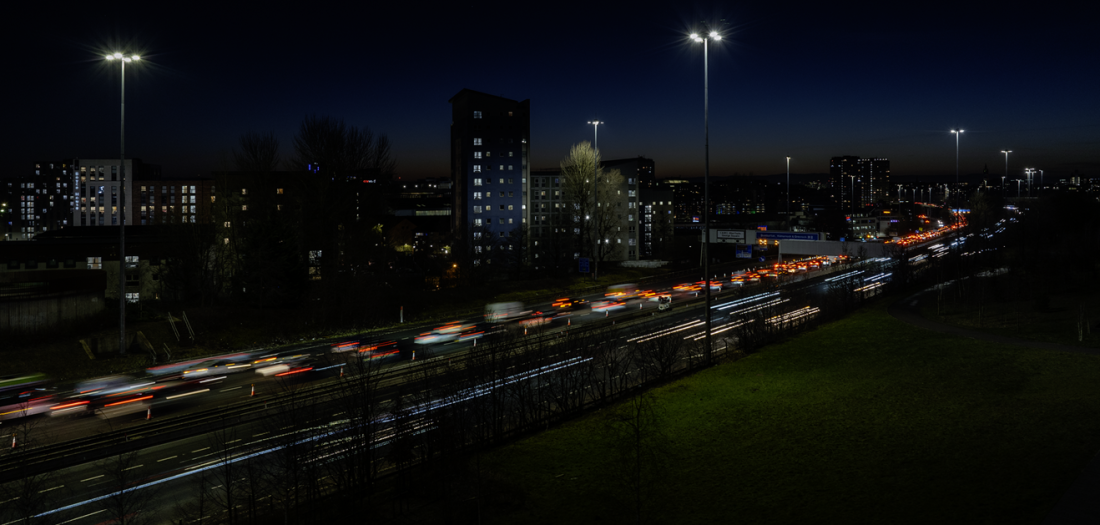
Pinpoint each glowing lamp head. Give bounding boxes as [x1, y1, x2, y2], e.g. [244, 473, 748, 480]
[690, 33, 699, 40]
[131, 55, 140, 61]
[113, 52, 122, 59]
[105, 54, 114, 60]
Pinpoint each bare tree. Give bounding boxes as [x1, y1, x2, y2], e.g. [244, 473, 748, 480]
[559, 141, 625, 266]
[233, 131, 282, 174]
[95, 450, 161, 525]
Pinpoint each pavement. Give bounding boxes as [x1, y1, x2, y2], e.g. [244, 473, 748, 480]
[888, 289, 1100, 524]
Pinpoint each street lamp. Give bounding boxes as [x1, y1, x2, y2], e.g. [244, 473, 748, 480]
[1017, 179, 1022, 199]
[785, 156, 791, 231]
[849, 175, 856, 216]
[1001, 150, 1011, 196]
[105, 51, 141, 355]
[587, 120, 603, 281]
[950, 130, 963, 213]
[1025, 168, 1034, 199]
[1038, 169, 1044, 197]
[690, 25, 722, 365]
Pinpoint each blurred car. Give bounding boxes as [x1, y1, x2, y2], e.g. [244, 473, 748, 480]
[415, 322, 478, 345]
[551, 297, 589, 311]
[590, 300, 626, 313]
[357, 341, 400, 360]
[518, 311, 555, 327]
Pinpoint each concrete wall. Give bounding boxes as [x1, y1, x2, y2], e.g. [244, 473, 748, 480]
[1, 290, 105, 335]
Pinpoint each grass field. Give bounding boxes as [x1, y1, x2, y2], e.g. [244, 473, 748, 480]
[479, 298, 1100, 524]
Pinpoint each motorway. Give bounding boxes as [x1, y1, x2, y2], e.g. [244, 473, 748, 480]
[3, 219, 1006, 523]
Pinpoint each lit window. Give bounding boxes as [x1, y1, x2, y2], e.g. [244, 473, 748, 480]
[241, 188, 248, 195]
[508, 111, 513, 117]
[474, 192, 482, 200]
[474, 111, 482, 119]
[473, 206, 482, 213]
[508, 205, 513, 211]
[242, 205, 248, 211]
[473, 178, 482, 186]
[499, 165, 504, 171]
[474, 165, 482, 173]
[508, 165, 513, 171]
[474, 219, 482, 227]
[474, 152, 482, 159]
[277, 188, 284, 194]
[509, 151, 514, 157]
[474, 138, 482, 146]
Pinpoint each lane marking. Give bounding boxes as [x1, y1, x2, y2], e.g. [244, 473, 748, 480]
[226, 439, 242, 444]
[122, 465, 143, 471]
[38, 485, 64, 493]
[192, 447, 210, 453]
[253, 432, 268, 438]
[157, 456, 178, 462]
[57, 509, 106, 524]
[80, 475, 104, 482]
[221, 386, 242, 392]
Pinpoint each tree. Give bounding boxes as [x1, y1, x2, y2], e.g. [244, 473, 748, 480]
[559, 141, 624, 269]
[95, 450, 161, 525]
[233, 131, 282, 174]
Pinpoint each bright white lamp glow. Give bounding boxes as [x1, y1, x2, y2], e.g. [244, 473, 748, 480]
[113, 52, 122, 59]
[105, 54, 114, 60]
[709, 31, 718, 38]
[690, 33, 699, 39]
[132, 55, 140, 61]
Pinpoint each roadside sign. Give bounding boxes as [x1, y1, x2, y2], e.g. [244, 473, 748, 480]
[735, 244, 752, 259]
[578, 257, 590, 273]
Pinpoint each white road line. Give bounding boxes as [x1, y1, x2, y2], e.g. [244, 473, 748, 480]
[57, 509, 106, 524]
[38, 485, 64, 493]
[122, 465, 143, 471]
[253, 432, 268, 438]
[80, 475, 104, 482]
[192, 447, 210, 453]
[221, 386, 242, 392]
[157, 456, 178, 462]
[226, 439, 241, 444]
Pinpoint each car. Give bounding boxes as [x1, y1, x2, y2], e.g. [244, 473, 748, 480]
[551, 297, 589, 311]
[590, 300, 626, 313]
[414, 322, 478, 345]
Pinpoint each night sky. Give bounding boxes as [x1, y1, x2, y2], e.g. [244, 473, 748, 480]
[7, 4, 1098, 182]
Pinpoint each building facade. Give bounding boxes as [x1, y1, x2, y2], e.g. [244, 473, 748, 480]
[829, 156, 890, 213]
[449, 89, 531, 267]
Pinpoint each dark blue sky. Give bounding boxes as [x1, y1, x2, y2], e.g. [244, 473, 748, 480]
[7, 4, 1098, 182]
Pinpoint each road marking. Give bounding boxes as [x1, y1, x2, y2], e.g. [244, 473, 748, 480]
[122, 465, 143, 471]
[221, 386, 242, 392]
[226, 439, 241, 444]
[80, 475, 104, 482]
[253, 432, 268, 438]
[57, 509, 106, 524]
[38, 485, 64, 493]
[157, 456, 178, 462]
[192, 447, 210, 453]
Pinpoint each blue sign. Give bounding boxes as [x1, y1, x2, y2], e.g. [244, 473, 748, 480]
[756, 232, 821, 241]
[578, 257, 590, 273]
[735, 244, 752, 259]
[759, 256, 766, 262]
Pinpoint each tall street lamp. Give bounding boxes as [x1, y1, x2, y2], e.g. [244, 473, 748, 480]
[950, 129, 963, 213]
[105, 51, 141, 355]
[1017, 179, 1022, 199]
[785, 156, 791, 231]
[690, 26, 721, 364]
[1001, 150, 1012, 196]
[587, 121, 603, 280]
[1025, 168, 1034, 198]
[1038, 169, 1044, 197]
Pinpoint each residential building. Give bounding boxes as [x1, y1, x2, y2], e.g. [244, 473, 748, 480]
[449, 89, 531, 267]
[829, 156, 890, 212]
[71, 158, 161, 228]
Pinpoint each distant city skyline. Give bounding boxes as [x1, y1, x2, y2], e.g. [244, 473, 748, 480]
[5, 5, 1098, 181]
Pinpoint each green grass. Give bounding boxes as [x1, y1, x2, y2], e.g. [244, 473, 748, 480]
[480, 299, 1100, 524]
[921, 286, 1100, 349]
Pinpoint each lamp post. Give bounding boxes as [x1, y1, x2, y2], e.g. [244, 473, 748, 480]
[1038, 169, 1044, 197]
[849, 175, 856, 216]
[690, 26, 721, 365]
[587, 120, 603, 281]
[1017, 179, 1022, 199]
[1001, 150, 1011, 196]
[785, 156, 791, 231]
[1001, 175, 1006, 196]
[105, 51, 140, 355]
[1025, 168, 1034, 199]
